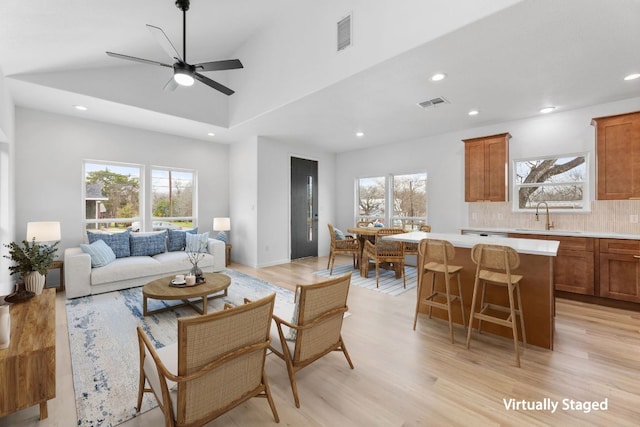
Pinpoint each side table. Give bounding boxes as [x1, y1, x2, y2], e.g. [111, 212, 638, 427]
[47, 259, 64, 292]
[225, 244, 232, 266]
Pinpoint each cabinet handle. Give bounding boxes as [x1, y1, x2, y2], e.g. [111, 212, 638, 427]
[634, 255, 640, 259]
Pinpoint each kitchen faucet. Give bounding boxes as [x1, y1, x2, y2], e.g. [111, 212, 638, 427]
[535, 201, 554, 230]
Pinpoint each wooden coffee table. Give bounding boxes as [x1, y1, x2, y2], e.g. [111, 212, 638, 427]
[142, 272, 231, 316]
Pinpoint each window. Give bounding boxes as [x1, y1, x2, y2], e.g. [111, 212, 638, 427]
[357, 172, 427, 229]
[83, 161, 198, 233]
[357, 176, 386, 224]
[513, 154, 588, 211]
[84, 161, 141, 232]
[151, 168, 196, 230]
[391, 173, 427, 230]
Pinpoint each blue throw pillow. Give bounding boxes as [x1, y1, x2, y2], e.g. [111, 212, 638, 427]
[167, 228, 198, 252]
[87, 230, 131, 258]
[334, 228, 346, 240]
[80, 239, 116, 267]
[130, 231, 167, 256]
[186, 232, 209, 253]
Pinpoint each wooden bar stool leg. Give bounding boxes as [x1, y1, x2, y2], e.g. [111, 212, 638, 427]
[428, 272, 435, 319]
[456, 273, 467, 332]
[466, 274, 481, 349]
[516, 283, 527, 345]
[413, 269, 424, 330]
[444, 273, 454, 344]
[507, 283, 521, 368]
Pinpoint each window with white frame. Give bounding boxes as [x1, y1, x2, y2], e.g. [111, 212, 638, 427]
[357, 172, 427, 229]
[513, 154, 588, 211]
[151, 167, 196, 230]
[83, 161, 198, 233]
[84, 161, 141, 232]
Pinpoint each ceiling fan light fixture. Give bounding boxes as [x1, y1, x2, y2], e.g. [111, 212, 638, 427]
[174, 70, 194, 86]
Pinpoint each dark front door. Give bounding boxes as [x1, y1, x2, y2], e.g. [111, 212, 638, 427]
[291, 157, 318, 259]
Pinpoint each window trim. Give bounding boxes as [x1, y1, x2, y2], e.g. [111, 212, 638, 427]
[511, 152, 590, 213]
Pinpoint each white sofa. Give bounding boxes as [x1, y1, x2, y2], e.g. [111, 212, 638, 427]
[64, 238, 226, 299]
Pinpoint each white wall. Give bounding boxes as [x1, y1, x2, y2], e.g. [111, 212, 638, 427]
[336, 97, 640, 234]
[14, 107, 229, 259]
[229, 136, 259, 267]
[0, 71, 15, 294]
[255, 137, 336, 268]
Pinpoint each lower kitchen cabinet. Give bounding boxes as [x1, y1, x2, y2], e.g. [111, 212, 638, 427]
[599, 239, 640, 303]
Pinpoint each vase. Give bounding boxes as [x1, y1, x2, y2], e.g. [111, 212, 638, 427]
[190, 264, 203, 279]
[0, 304, 9, 349]
[23, 271, 46, 295]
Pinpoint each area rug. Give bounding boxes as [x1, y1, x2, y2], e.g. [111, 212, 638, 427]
[65, 269, 295, 427]
[314, 263, 417, 296]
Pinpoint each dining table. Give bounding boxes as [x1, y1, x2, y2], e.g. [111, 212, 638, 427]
[383, 231, 559, 350]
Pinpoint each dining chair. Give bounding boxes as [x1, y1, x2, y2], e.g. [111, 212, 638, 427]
[404, 224, 432, 256]
[327, 224, 360, 274]
[362, 228, 406, 288]
[136, 293, 280, 426]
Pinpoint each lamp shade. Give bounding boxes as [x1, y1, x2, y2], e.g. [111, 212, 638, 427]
[213, 217, 231, 231]
[26, 221, 61, 242]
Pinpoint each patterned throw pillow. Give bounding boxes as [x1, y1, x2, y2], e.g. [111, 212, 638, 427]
[334, 228, 346, 240]
[167, 228, 198, 252]
[87, 230, 131, 258]
[286, 287, 301, 341]
[130, 231, 167, 256]
[80, 239, 116, 267]
[185, 232, 209, 253]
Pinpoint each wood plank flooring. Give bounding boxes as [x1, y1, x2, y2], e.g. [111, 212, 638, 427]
[1, 255, 639, 426]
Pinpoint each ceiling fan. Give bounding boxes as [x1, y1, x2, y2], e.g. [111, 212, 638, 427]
[106, 0, 243, 95]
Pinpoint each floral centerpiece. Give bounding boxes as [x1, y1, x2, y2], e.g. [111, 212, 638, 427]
[4, 239, 59, 296]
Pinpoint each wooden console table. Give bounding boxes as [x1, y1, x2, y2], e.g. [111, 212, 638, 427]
[0, 288, 56, 419]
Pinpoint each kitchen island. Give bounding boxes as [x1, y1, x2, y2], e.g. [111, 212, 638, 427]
[384, 232, 559, 350]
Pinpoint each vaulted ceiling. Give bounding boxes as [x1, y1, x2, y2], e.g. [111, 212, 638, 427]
[1, 0, 639, 152]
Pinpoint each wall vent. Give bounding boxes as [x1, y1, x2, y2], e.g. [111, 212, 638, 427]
[337, 14, 352, 51]
[417, 97, 450, 109]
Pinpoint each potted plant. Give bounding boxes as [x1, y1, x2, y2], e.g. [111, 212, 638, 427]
[3, 239, 59, 296]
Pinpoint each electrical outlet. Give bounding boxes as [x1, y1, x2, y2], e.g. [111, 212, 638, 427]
[630, 214, 638, 223]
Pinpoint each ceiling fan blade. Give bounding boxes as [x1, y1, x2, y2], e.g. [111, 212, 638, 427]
[106, 51, 173, 68]
[163, 76, 179, 92]
[193, 72, 235, 96]
[194, 59, 244, 72]
[146, 24, 183, 62]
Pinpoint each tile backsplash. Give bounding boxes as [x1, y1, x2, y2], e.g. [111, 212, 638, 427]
[468, 200, 640, 235]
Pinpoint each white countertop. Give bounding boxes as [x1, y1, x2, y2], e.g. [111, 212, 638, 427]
[461, 227, 640, 240]
[384, 232, 559, 256]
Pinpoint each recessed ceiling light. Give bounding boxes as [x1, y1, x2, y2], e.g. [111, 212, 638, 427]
[74, 105, 87, 111]
[207, 132, 215, 137]
[540, 106, 556, 114]
[468, 110, 479, 116]
[624, 73, 640, 81]
[356, 131, 364, 137]
[430, 73, 447, 82]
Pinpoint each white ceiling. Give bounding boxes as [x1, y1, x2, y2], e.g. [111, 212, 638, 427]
[1, 0, 639, 153]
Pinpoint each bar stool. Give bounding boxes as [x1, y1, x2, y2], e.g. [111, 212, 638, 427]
[466, 244, 526, 367]
[413, 239, 466, 344]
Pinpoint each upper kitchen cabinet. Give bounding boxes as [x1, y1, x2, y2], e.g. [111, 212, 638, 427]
[592, 111, 640, 200]
[463, 133, 511, 202]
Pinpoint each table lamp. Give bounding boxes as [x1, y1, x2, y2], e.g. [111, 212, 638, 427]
[213, 217, 230, 244]
[26, 221, 61, 245]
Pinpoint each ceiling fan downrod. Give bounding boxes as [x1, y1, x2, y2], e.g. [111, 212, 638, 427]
[175, 0, 190, 62]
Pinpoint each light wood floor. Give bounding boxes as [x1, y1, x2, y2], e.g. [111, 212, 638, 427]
[2, 256, 639, 426]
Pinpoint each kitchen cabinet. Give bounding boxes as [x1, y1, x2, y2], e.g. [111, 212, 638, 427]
[463, 133, 510, 202]
[592, 111, 640, 200]
[508, 233, 595, 295]
[599, 239, 640, 302]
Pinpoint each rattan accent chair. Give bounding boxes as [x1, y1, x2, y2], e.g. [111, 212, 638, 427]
[270, 273, 354, 408]
[466, 244, 526, 367]
[362, 228, 406, 288]
[136, 293, 280, 426]
[327, 224, 360, 274]
[414, 239, 466, 343]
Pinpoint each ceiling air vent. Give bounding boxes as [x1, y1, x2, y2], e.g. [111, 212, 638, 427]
[337, 14, 352, 51]
[417, 97, 450, 109]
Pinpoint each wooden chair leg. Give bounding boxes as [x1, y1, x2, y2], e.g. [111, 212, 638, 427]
[444, 274, 454, 344]
[413, 270, 424, 330]
[457, 273, 467, 332]
[466, 276, 481, 350]
[262, 372, 280, 422]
